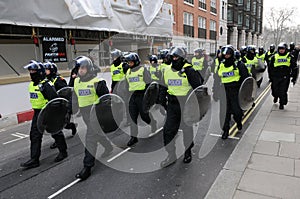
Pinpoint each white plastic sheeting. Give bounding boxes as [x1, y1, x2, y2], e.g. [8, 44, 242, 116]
[0, 0, 172, 37]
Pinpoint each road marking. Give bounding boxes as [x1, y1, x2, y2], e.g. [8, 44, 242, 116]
[3, 132, 29, 145]
[230, 83, 271, 137]
[210, 133, 240, 140]
[107, 147, 131, 163]
[47, 178, 81, 199]
[148, 127, 163, 137]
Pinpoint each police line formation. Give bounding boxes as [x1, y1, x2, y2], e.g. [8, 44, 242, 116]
[20, 42, 299, 181]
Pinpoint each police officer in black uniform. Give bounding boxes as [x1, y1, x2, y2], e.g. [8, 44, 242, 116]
[160, 47, 203, 167]
[20, 60, 68, 169]
[289, 42, 299, 85]
[73, 56, 113, 180]
[110, 49, 129, 92]
[217, 45, 249, 139]
[265, 44, 276, 82]
[44, 62, 77, 149]
[124, 52, 157, 147]
[269, 42, 293, 109]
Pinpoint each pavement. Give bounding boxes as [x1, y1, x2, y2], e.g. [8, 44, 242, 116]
[205, 82, 300, 199]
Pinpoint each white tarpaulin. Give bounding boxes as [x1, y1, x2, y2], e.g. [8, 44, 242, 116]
[0, 0, 172, 37]
[139, 0, 164, 25]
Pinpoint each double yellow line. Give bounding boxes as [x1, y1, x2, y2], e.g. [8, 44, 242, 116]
[229, 83, 272, 137]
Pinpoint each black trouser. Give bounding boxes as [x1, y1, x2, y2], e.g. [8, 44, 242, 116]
[30, 109, 67, 160]
[128, 92, 152, 137]
[222, 85, 243, 132]
[271, 75, 290, 105]
[80, 106, 112, 168]
[163, 96, 194, 155]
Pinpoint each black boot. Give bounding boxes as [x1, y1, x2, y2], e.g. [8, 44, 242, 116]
[70, 123, 77, 136]
[160, 153, 177, 168]
[183, 149, 192, 163]
[127, 136, 138, 147]
[20, 159, 40, 169]
[50, 142, 57, 149]
[279, 104, 284, 110]
[273, 97, 278, 103]
[75, 167, 91, 181]
[237, 122, 242, 131]
[221, 130, 229, 139]
[54, 151, 68, 162]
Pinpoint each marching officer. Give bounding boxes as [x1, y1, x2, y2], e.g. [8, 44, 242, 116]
[149, 55, 160, 81]
[160, 46, 203, 167]
[21, 60, 68, 169]
[217, 45, 249, 139]
[124, 52, 157, 147]
[191, 48, 209, 78]
[44, 62, 77, 149]
[265, 44, 276, 82]
[110, 49, 129, 92]
[289, 42, 299, 85]
[256, 46, 266, 63]
[74, 56, 113, 180]
[268, 42, 292, 109]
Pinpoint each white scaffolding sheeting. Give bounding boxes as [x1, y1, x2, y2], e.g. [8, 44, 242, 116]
[0, 0, 172, 37]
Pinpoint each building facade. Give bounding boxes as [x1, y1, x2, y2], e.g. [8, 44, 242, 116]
[166, 0, 220, 55]
[227, 0, 263, 49]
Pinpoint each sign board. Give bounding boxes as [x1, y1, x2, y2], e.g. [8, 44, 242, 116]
[42, 36, 67, 62]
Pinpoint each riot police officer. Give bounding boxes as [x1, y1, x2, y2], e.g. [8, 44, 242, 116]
[160, 46, 203, 167]
[192, 48, 208, 78]
[149, 55, 160, 81]
[44, 62, 77, 149]
[289, 42, 299, 85]
[268, 42, 292, 109]
[110, 49, 129, 92]
[21, 60, 68, 169]
[217, 45, 249, 139]
[124, 52, 157, 147]
[74, 56, 113, 180]
[256, 46, 266, 63]
[265, 44, 276, 82]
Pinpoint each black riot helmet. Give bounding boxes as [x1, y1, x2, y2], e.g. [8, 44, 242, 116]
[24, 60, 46, 83]
[75, 56, 94, 73]
[194, 48, 204, 58]
[246, 45, 256, 59]
[290, 42, 295, 51]
[234, 50, 241, 60]
[270, 44, 276, 53]
[149, 55, 158, 64]
[159, 49, 169, 59]
[44, 61, 57, 74]
[124, 52, 141, 67]
[111, 49, 122, 60]
[258, 46, 264, 54]
[170, 46, 187, 71]
[277, 42, 288, 55]
[24, 60, 45, 75]
[221, 45, 235, 58]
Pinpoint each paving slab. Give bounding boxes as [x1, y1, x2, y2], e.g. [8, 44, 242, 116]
[238, 169, 300, 199]
[279, 141, 300, 159]
[253, 140, 279, 156]
[233, 190, 276, 199]
[248, 153, 294, 176]
[258, 130, 295, 142]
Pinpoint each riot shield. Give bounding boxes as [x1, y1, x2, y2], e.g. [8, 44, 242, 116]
[90, 94, 126, 134]
[183, 85, 211, 126]
[238, 77, 257, 110]
[252, 59, 266, 82]
[112, 80, 129, 102]
[142, 81, 159, 113]
[57, 87, 73, 100]
[37, 98, 69, 134]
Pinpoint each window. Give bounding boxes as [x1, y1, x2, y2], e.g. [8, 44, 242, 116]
[198, 16, 206, 38]
[210, 20, 216, 40]
[222, 1, 227, 20]
[245, 0, 250, 11]
[210, 0, 217, 14]
[184, 12, 193, 26]
[199, 0, 206, 10]
[228, 7, 233, 22]
[238, 12, 243, 25]
[198, 16, 206, 29]
[184, 0, 194, 5]
[238, 0, 243, 5]
[245, 15, 250, 28]
[183, 12, 194, 37]
[258, 6, 261, 18]
[252, 2, 256, 15]
[252, 19, 256, 30]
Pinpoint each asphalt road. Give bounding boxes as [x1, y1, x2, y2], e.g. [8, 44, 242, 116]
[0, 72, 271, 199]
